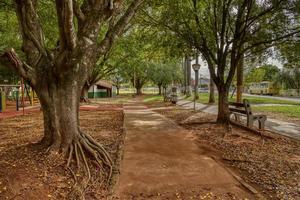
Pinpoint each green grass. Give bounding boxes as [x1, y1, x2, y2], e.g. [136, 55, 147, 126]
[186, 93, 300, 105]
[253, 105, 300, 118]
[143, 95, 163, 103]
[186, 93, 213, 104]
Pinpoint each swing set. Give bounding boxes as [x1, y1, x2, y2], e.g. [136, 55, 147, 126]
[0, 79, 38, 114]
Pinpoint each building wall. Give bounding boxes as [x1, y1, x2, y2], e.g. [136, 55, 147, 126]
[88, 85, 111, 98]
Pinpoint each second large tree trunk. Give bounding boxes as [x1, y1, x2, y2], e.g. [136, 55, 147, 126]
[216, 86, 230, 123]
[136, 86, 142, 95]
[236, 55, 244, 103]
[81, 84, 90, 102]
[158, 85, 162, 95]
[117, 87, 120, 95]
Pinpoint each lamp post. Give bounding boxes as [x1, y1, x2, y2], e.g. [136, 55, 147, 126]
[192, 54, 201, 110]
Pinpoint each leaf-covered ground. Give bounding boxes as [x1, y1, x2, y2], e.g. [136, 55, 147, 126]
[152, 104, 300, 200]
[0, 105, 124, 200]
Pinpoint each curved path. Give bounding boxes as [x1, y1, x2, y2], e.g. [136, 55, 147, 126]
[114, 100, 255, 199]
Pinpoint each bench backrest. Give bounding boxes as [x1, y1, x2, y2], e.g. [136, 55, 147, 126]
[228, 99, 252, 116]
[243, 99, 252, 115]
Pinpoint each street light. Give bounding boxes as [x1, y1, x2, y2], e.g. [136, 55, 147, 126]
[192, 54, 201, 110]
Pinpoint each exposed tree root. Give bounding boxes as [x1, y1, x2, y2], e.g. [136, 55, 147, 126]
[66, 130, 113, 199]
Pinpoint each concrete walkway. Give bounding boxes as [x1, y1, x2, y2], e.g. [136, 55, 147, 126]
[115, 101, 254, 199]
[177, 99, 300, 140]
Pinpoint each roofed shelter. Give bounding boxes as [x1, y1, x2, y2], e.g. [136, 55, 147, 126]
[88, 80, 116, 98]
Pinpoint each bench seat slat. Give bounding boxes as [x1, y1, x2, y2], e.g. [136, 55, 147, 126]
[229, 108, 247, 115]
[228, 102, 244, 107]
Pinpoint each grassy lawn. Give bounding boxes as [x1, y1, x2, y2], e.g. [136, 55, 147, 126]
[144, 94, 300, 120]
[186, 93, 300, 105]
[143, 95, 164, 103]
[253, 105, 300, 118]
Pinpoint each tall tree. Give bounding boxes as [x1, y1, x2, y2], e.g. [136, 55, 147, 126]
[148, 61, 182, 95]
[143, 0, 299, 123]
[0, 0, 145, 193]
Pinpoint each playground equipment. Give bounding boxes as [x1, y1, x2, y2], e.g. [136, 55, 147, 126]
[0, 82, 37, 114]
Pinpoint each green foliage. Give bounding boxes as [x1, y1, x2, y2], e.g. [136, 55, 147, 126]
[0, 5, 21, 52]
[276, 68, 300, 90]
[143, 95, 164, 102]
[104, 25, 183, 89]
[148, 61, 183, 88]
[245, 64, 280, 84]
[0, 4, 22, 82]
[245, 67, 267, 84]
[278, 40, 300, 69]
[142, 0, 298, 88]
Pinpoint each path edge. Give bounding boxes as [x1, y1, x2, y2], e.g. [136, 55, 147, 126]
[107, 107, 127, 199]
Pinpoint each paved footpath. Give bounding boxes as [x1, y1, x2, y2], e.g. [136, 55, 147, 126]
[177, 99, 300, 140]
[115, 101, 254, 199]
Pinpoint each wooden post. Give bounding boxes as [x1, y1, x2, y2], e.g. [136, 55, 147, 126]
[21, 78, 25, 115]
[16, 90, 19, 111]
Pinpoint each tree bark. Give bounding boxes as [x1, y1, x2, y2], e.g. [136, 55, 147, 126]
[183, 57, 187, 95]
[35, 69, 85, 151]
[136, 86, 142, 95]
[216, 86, 230, 123]
[209, 77, 215, 104]
[158, 84, 162, 95]
[236, 52, 244, 103]
[81, 84, 90, 101]
[186, 56, 192, 96]
[116, 87, 120, 95]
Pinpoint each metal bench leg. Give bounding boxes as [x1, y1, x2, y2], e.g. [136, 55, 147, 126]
[247, 116, 254, 128]
[258, 117, 266, 130]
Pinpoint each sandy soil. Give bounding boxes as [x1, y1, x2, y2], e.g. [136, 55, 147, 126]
[0, 105, 124, 200]
[152, 105, 300, 200]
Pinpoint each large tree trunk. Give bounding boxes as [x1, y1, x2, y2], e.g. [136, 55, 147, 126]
[216, 86, 230, 123]
[158, 84, 162, 95]
[116, 87, 120, 95]
[36, 71, 84, 150]
[136, 86, 143, 95]
[209, 78, 215, 104]
[163, 86, 167, 96]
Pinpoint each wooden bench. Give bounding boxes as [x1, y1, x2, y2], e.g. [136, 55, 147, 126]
[229, 99, 266, 130]
[164, 93, 177, 104]
[164, 93, 172, 102]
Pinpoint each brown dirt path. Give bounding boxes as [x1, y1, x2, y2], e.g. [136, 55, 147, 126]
[114, 100, 256, 199]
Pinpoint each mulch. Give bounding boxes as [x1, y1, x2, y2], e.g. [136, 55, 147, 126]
[155, 106, 300, 200]
[0, 104, 124, 200]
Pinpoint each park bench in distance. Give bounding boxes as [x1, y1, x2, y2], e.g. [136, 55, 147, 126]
[164, 87, 178, 104]
[229, 99, 267, 130]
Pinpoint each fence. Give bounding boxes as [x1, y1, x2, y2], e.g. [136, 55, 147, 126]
[120, 87, 159, 94]
[279, 89, 300, 97]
